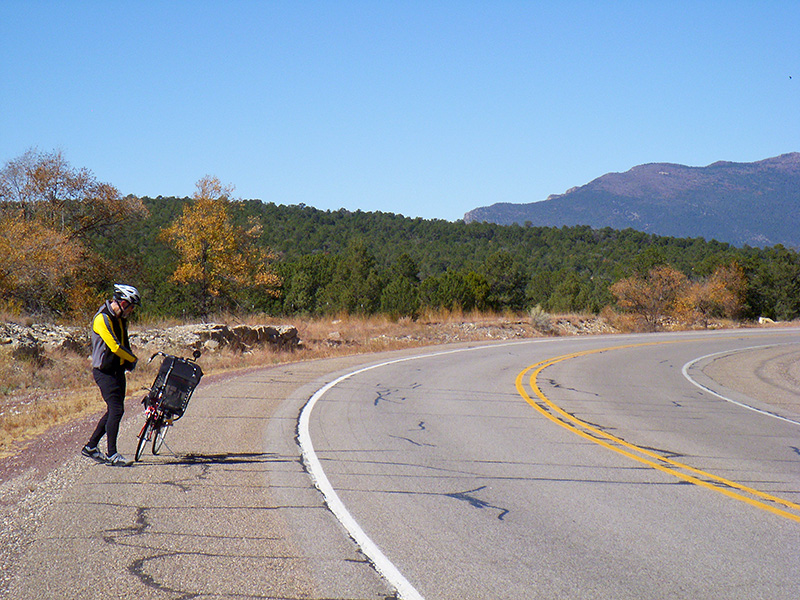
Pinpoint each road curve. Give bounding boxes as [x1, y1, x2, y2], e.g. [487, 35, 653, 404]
[303, 329, 800, 599]
[3, 329, 799, 599]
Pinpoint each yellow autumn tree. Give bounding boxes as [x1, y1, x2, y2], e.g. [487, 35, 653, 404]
[161, 176, 281, 317]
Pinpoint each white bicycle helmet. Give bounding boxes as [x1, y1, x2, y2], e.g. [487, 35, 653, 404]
[113, 284, 141, 306]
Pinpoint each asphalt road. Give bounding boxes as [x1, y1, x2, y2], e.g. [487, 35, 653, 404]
[303, 329, 800, 599]
[3, 329, 800, 599]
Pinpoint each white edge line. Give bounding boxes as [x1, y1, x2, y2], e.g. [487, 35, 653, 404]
[681, 345, 800, 427]
[297, 340, 540, 600]
[300, 333, 798, 597]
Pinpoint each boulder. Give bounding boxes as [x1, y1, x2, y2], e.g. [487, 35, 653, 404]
[254, 325, 299, 349]
[11, 337, 44, 362]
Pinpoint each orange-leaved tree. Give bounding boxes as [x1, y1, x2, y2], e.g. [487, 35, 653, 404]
[160, 176, 281, 317]
[610, 265, 689, 331]
[0, 214, 96, 316]
[686, 263, 747, 327]
[611, 263, 748, 330]
[0, 148, 146, 240]
[0, 149, 146, 316]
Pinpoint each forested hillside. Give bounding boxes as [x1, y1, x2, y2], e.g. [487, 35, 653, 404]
[108, 196, 800, 322]
[2, 149, 799, 325]
[464, 153, 800, 248]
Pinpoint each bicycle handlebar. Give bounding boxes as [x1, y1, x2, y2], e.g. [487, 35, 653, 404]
[148, 351, 166, 364]
[148, 349, 202, 364]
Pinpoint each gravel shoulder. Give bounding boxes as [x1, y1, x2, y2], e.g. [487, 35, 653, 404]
[702, 344, 800, 416]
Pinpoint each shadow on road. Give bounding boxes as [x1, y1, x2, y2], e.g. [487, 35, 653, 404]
[162, 452, 293, 466]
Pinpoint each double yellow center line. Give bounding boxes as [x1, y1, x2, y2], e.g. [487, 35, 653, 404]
[515, 343, 800, 523]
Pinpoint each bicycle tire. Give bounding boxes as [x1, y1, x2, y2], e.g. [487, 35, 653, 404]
[152, 422, 168, 455]
[135, 416, 155, 461]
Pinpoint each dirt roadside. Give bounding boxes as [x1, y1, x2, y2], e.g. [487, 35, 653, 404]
[702, 345, 800, 415]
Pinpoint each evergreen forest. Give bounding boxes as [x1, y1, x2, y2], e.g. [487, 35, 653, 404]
[108, 196, 800, 323]
[2, 150, 799, 325]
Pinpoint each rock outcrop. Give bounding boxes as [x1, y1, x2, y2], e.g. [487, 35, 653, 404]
[0, 322, 87, 359]
[0, 322, 299, 360]
[131, 323, 299, 353]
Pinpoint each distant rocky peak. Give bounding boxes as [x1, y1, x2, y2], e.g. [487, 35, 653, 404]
[463, 152, 800, 248]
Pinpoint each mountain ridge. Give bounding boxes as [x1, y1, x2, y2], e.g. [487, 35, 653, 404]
[463, 153, 800, 248]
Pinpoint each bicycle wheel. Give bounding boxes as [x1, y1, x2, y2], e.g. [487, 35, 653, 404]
[152, 422, 169, 455]
[135, 415, 155, 461]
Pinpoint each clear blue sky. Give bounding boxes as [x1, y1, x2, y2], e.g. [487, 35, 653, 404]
[1, 1, 798, 221]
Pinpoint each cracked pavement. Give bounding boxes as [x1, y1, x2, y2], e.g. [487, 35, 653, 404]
[1, 354, 404, 600]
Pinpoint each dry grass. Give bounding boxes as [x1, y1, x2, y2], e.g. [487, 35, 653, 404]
[0, 349, 100, 457]
[2, 309, 780, 458]
[0, 311, 544, 458]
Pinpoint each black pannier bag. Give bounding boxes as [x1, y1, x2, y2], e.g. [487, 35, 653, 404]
[150, 355, 204, 419]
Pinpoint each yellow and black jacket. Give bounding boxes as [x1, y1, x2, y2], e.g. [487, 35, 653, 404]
[91, 301, 137, 373]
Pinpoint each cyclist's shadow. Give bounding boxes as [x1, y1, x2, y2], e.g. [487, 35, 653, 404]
[163, 452, 294, 466]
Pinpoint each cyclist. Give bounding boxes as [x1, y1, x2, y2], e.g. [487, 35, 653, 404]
[82, 284, 141, 467]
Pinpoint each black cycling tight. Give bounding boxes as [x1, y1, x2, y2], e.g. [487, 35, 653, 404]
[88, 368, 127, 456]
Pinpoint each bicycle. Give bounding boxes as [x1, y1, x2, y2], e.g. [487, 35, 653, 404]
[135, 350, 203, 461]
